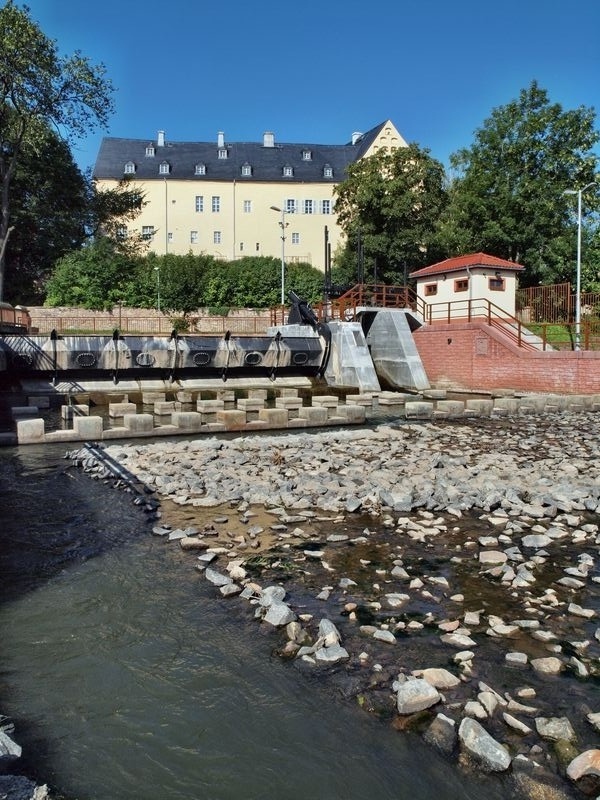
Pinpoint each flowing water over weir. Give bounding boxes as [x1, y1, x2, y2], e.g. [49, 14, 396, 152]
[0, 444, 515, 800]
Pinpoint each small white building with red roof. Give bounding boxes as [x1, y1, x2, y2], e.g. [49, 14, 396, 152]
[410, 252, 525, 318]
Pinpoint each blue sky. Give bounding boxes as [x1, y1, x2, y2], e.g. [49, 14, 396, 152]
[18, 0, 600, 175]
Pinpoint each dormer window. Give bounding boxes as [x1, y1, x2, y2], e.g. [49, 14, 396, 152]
[124, 161, 136, 175]
[302, 150, 312, 161]
[218, 148, 228, 159]
[282, 165, 294, 177]
[159, 161, 170, 175]
[241, 163, 252, 177]
[195, 163, 206, 175]
[145, 144, 155, 157]
[323, 164, 333, 178]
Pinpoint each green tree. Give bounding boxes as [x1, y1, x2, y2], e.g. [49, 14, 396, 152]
[5, 126, 88, 303]
[440, 81, 599, 286]
[333, 143, 448, 284]
[0, 1, 114, 300]
[45, 238, 142, 309]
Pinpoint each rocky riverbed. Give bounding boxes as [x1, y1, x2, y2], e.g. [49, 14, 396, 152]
[70, 412, 600, 799]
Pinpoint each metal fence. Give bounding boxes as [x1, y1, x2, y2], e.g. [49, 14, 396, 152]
[516, 284, 600, 323]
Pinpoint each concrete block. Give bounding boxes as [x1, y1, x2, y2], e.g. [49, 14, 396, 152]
[203, 423, 227, 433]
[44, 430, 81, 442]
[216, 390, 236, 403]
[378, 392, 408, 406]
[465, 399, 494, 415]
[493, 397, 520, 414]
[176, 391, 194, 404]
[154, 401, 181, 415]
[172, 411, 203, 431]
[405, 401, 434, 420]
[109, 402, 137, 418]
[248, 389, 268, 400]
[298, 406, 328, 425]
[245, 420, 270, 430]
[567, 394, 593, 410]
[142, 392, 166, 405]
[73, 415, 104, 439]
[216, 410, 247, 430]
[311, 395, 339, 408]
[258, 408, 288, 428]
[237, 398, 266, 411]
[287, 418, 308, 428]
[436, 400, 465, 417]
[275, 397, 303, 410]
[278, 388, 299, 397]
[17, 418, 45, 443]
[124, 413, 154, 432]
[197, 399, 225, 412]
[348, 393, 375, 407]
[337, 404, 366, 423]
[61, 404, 90, 420]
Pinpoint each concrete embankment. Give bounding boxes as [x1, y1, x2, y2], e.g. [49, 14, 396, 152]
[71, 409, 600, 799]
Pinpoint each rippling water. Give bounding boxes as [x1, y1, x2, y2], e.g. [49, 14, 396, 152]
[0, 444, 513, 800]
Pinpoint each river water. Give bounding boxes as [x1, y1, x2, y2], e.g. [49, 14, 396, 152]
[0, 443, 514, 800]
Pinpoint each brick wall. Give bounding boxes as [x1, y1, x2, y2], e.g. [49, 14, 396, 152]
[413, 322, 600, 393]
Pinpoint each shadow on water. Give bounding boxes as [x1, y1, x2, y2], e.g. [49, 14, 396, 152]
[0, 444, 517, 800]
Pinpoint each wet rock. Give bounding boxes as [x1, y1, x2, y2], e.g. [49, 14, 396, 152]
[535, 717, 576, 742]
[440, 632, 477, 648]
[423, 713, 457, 755]
[417, 668, 460, 690]
[263, 601, 296, 627]
[0, 729, 21, 760]
[204, 567, 232, 587]
[567, 749, 600, 794]
[458, 717, 511, 771]
[530, 656, 563, 675]
[314, 643, 349, 663]
[396, 678, 440, 714]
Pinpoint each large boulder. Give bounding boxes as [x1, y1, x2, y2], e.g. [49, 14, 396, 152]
[458, 717, 511, 772]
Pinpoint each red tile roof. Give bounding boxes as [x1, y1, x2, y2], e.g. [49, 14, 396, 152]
[409, 252, 525, 279]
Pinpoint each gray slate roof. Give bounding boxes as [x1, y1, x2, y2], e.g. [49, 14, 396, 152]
[93, 122, 388, 183]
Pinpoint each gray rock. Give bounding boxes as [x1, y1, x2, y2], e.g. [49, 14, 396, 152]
[458, 717, 511, 771]
[263, 601, 296, 627]
[535, 716, 576, 742]
[314, 644, 349, 663]
[396, 678, 440, 714]
[204, 567, 232, 587]
[0, 730, 21, 759]
[423, 713, 457, 755]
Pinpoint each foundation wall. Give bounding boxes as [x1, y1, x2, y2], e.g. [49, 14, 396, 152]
[413, 322, 600, 394]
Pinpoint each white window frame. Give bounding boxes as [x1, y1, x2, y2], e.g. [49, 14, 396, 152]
[195, 195, 204, 212]
[159, 161, 170, 175]
[285, 198, 297, 214]
[302, 150, 312, 160]
[241, 163, 252, 176]
[124, 161, 136, 174]
[212, 196, 220, 213]
[190, 231, 198, 244]
[195, 163, 206, 175]
[303, 199, 314, 215]
[141, 225, 155, 240]
[321, 199, 331, 214]
[291, 232, 300, 245]
[282, 165, 293, 177]
[323, 165, 333, 178]
[145, 145, 155, 157]
[218, 148, 228, 159]
[243, 200, 252, 213]
[213, 231, 221, 244]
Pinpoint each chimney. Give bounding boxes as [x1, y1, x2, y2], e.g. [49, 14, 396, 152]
[263, 131, 275, 148]
[351, 131, 363, 145]
[157, 130, 165, 147]
[217, 131, 225, 148]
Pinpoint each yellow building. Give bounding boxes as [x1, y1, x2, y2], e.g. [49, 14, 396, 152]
[93, 120, 407, 269]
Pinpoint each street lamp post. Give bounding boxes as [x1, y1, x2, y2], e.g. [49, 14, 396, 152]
[564, 181, 597, 350]
[270, 205, 288, 305]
